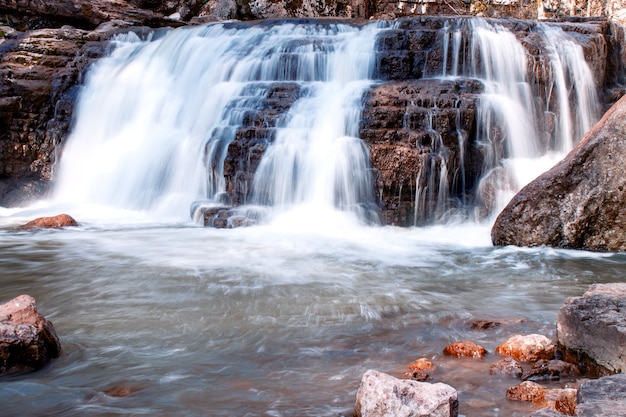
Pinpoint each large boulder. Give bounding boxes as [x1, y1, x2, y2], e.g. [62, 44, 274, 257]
[354, 370, 458, 417]
[0, 295, 61, 375]
[556, 283, 626, 376]
[491, 95, 626, 252]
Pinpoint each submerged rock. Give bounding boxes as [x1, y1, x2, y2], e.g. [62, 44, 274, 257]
[442, 341, 487, 359]
[491, 95, 626, 252]
[489, 357, 523, 377]
[556, 283, 626, 376]
[354, 370, 458, 417]
[0, 295, 61, 375]
[17, 213, 78, 230]
[405, 357, 435, 381]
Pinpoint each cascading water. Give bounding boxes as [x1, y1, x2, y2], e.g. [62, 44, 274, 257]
[52, 18, 600, 226]
[53, 21, 386, 224]
[424, 18, 600, 221]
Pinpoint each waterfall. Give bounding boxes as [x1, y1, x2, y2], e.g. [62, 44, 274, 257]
[52, 17, 601, 226]
[425, 18, 600, 221]
[53, 21, 386, 223]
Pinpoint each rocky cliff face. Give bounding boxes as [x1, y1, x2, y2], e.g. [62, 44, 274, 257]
[1, 0, 626, 230]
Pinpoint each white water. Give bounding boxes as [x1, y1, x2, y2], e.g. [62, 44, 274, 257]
[53, 21, 386, 225]
[437, 19, 599, 218]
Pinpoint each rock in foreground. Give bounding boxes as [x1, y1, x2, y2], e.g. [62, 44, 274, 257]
[576, 374, 626, 416]
[0, 295, 61, 375]
[354, 370, 458, 417]
[491, 95, 626, 252]
[557, 283, 626, 375]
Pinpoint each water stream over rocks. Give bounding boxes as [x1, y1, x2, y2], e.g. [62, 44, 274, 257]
[1, 16, 624, 417]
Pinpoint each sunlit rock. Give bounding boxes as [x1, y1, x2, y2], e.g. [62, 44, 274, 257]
[354, 370, 458, 417]
[442, 341, 487, 359]
[491, 95, 626, 252]
[0, 295, 61, 375]
[557, 283, 626, 375]
[17, 214, 78, 230]
[495, 334, 554, 362]
[405, 357, 435, 381]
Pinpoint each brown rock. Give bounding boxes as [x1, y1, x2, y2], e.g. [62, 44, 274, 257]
[522, 359, 580, 381]
[495, 334, 554, 362]
[0, 295, 61, 375]
[443, 341, 487, 359]
[405, 357, 435, 381]
[17, 213, 78, 230]
[506, 381, 546, 404]
[554, 388, 577, 416]
[491, 94, 626, 251]
[469, 316, 527, 330]
[489, 357, 523, 377]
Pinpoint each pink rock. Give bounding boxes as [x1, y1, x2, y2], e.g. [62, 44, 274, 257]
[496, 334, 554, 362]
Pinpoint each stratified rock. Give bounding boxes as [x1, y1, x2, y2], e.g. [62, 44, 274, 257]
[489, 357, 523, 377]
[0, 295, 61, 375]
[443, 341, 487, 359]
[17, 213, 78, 230]
[0, 22, 143, 206]
[576, 374, 626, 416]
[354, 370, 458, 417]
[491, 94, 626, 251]
[556, 283, 626, 376]
[495, 334, 554, 362]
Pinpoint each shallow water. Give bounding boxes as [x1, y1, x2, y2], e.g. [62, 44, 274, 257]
[1, 210, 625, 417]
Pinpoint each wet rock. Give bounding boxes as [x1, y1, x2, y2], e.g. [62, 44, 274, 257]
[469, 316, 527, 330]
[554, 388, 577, 415]
[506, 381, 546, 404]
[405, 357, 435, 381]
[443, 341, 487, 359]
[0, 295, 61, 375]
[354, 370, 458, 417]
[522, 359, 580, 382]
[495, 334, 554, 362]
[360, 78, 484, 226]
[489, 357, 523, 377]
[576, 374, 626, 416]
[556, 283, 626, 376]
[17, 213, 78, 230]
[529, 409, 567, 417]
[491, 94, 626, 251]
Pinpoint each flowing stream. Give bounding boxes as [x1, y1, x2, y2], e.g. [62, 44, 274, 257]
[1, 18, 624, 417]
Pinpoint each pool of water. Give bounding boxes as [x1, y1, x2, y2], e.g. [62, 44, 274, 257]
[1, 210, 624, 416]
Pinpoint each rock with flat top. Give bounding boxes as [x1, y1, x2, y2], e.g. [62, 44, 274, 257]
[0, 295, 61, 375]
[557, 283, 626, 375]
[576, 374, 626, 416]
[354, 370, 458, 417]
